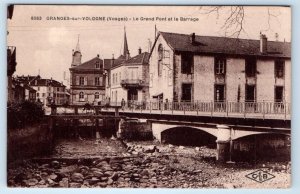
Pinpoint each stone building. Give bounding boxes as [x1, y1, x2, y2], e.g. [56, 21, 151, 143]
[149, 31, 291, 105]
[15, 75, 68, 106]
[106, 29, 150, 105]
[69, 38, 106, 105]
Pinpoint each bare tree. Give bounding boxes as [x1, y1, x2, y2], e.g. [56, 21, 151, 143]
[196, 6, 281, 38]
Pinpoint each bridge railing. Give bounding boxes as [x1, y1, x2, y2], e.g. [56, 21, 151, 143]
[115, 100, 290, 119]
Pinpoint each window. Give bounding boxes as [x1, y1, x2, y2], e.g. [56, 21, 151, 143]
[215, 85, 225, 102]
[79, 92, 84, 101]
[95, 61, 100, 68]
[57, 87, 59, 92]
[275, 59, 285, 78]
[245, 57, 257, 77]
[95, 77, 100, 86]
[38, 87, 40, 91]
[36, 93, 39, 97]
[275, 86, 284, 102]
[95, 92, 99, 99]
[245, 85, 256, 102]
[79, 77, 84, 85]
[215, 57, 226, 75]
[181, 53, 193, 74]
[42, 93, 45, 97]
[182, 83, 192, 102]
[158, 44, 163, 76]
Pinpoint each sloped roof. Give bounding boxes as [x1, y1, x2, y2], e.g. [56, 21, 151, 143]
[109, 52, 150, 70]
[70, 57, 103, 70]
[31, 79, 65, 87]
[123, 52, 150, 65]
[159, 32, 291, 58]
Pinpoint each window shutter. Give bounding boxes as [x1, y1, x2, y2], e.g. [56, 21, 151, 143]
[84, 77, 88, 85]
[76, 76, 79, 85]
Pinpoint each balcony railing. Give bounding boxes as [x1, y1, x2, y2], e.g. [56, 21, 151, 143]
[108, 100, 291, 119]
[120, 79, 144, 88]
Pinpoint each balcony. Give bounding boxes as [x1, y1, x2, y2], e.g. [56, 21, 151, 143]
[121, 79, 144, 89]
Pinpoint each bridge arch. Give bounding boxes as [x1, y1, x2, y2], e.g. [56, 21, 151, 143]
[232, 132, 290, 162]
[155, 125, 218, 148]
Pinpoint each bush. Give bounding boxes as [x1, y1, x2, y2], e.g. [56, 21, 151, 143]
[7, 101, 44, 129]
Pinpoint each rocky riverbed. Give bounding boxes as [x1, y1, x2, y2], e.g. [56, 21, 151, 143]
[7, 138, 291, 188]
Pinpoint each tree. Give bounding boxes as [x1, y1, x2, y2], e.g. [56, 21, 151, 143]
[196, 6, 281, 38]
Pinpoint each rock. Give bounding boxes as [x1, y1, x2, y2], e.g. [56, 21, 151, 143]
[144, 145, 157, 153]
[93, 171, 104, 178]
[195, 147, 200, 151]
[86, 177, 100, 185]
[39, 179, 46, 185]
[111, 172, 119, 181]
[97, 182, 107, 188]
[47, 178, 55, 184]
[27, 178, 38, 186]
[101, 177, 108, 181]
[194, 169, 202, 173]
[71, 173, 84, 183]
[51, 161, 60, 168]
[107, 178, 114, 185]
[179, 146, 185, 149]
[140, 169, 150, 177]
[168, 144, 174, 148]
[59, 178, 69, 187]
[69, 182, 82, 188]
[223, 183, 235, 189]
[49, 174, 58, 180]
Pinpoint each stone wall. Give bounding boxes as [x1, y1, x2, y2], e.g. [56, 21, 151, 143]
[118, 119, 153, 140]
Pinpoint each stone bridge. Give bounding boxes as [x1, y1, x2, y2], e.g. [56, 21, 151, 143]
[148, 120, 290, 162]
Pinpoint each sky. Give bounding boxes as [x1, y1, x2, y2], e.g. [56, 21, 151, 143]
[7, 5, 291, 87]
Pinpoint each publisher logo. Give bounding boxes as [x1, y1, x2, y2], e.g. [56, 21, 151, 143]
[245, 169, 275, 183]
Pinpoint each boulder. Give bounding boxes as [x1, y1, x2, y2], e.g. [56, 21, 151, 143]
[58, 178, 69, 187]
[70, 173, 84, 183]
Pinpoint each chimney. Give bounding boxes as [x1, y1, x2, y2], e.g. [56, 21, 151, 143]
[260, 33, 268, 54]
[190, 33, 195, 44]
[138, 47, 142, 54]
[97, 54, 99, 58]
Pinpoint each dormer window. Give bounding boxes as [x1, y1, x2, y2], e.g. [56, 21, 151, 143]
[95, 61, 100, 68]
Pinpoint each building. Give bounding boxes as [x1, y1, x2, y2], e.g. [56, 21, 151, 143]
[15, 75, 68, 106]
[149, 31, 291, 106]
[110, 49, 150, 105]
[69, 37, 106, 105]
[106, 29, 150, 105]
[7, 5, 16, 103]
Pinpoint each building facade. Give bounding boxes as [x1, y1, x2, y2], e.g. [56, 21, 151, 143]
[109, 49, 150, 105]
[69, 38, 106, 105]
[105, 29, 150, 105]
[15, 75, 68, 106]
[149, 32, 291, 105]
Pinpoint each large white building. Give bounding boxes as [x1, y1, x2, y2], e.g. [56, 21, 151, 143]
[149, 31, 291, 107]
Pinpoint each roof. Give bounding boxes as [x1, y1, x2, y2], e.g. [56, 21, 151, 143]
[70, 57, 103, 70]
[159, 32, 291, 58]
[123, 52, 150, 65]
[31, 79, 66, 87]
[110, 52, 150, 69]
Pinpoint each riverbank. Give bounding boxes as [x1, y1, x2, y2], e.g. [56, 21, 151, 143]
[7, 138, 291, 188]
